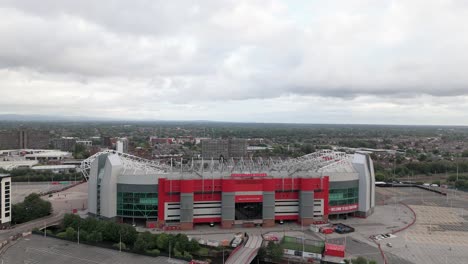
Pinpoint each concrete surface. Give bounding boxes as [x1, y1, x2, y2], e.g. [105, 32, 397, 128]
[0, 235, 187, 264]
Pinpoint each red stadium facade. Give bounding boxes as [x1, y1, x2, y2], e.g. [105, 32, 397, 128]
[157, 174, 330, 229]
[85, 150, 375, 230]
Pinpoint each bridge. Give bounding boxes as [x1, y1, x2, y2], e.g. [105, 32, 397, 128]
[225, 235, 263, 264]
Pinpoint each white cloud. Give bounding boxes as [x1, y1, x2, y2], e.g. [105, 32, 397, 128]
[0, 0, 468, 124]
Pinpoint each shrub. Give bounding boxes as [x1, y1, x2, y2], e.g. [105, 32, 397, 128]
[145, 248, 160, 256]
[113, 242, 127, 250]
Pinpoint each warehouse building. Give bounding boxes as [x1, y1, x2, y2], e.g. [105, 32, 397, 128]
[82, 150, 375, 229]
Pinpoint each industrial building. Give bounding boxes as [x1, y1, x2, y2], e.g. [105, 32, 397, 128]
[201, 139, 247, 159]
[0, 129, 50, 150]
[0, 174, 11, 227]
[53, 137, 77, 152]
[82, 150, 375, 229]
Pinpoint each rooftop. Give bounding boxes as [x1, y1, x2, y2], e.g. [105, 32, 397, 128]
[81, 150, 364, 181]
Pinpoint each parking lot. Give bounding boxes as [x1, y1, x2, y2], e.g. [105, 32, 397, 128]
[11, 182, 75, 204]
[1, 235, 187, 264]
[374, 187, 468, 264]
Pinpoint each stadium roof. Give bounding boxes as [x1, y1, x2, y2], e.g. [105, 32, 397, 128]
[80, 149, 358, 181]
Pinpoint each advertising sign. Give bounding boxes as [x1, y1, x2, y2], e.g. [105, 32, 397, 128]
[329, 203, 358, 213]
[231, 173, 267, 177]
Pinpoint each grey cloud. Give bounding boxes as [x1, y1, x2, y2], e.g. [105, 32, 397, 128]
[1, 0, 468, 123]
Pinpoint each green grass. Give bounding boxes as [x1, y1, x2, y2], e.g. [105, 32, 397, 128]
[280, 241, 324, 254]
[196, 247, 210, 256]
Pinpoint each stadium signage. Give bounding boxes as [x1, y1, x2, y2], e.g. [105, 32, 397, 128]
[329, 204, 358, 213]
[231, 173, 267, 177]
[235, 195, 263, 202]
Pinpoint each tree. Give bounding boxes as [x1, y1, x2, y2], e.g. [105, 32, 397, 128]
[65, 227, 77, 241]
[156, 233, 170, 250]
[266, 242, 283, 262]
[87, 231, 103, 243]
[418, 154, 427, 162]
[186, 239, 201, 253]
[351, 256, 369, 264]
[12, 193, 52, 224]
[133, 232, 155, 252]
[63, 213, 81, 230]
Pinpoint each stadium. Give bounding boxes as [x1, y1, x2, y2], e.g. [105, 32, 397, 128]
[81, 150, 375, 230]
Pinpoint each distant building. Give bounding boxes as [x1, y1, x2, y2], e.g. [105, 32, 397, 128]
[23, 150, 72, 161]
[150, 136, 174, 145]
[201, 139, 247, 159]
[53, 137, 77, 152]
[102, 136, 112, 148]
[0, 129, 50, 150]
[116, 138, 129, 153]
[76, 140, 92, 147]
[175, 136, 195, 144]
[0, 131, 20, 150]
[0, 174, 11, 227]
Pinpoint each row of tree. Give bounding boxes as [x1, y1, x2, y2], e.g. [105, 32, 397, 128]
[375, 160, 468, 179]
[0, 168, 81, 182]
[60, 214, 200, 259]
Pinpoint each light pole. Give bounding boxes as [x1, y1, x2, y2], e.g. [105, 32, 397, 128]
[119, 231, 122, 252]
[169, 240, 171, 259]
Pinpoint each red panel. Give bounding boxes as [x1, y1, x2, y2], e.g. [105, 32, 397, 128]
[180, 179, 194, 193]
[164, 180, 181, 193]
[262, 178, 276, 192]
[193, 179, 223, 193]
[300, 178, 316, 191]
[325, 243, 345, 258]
[235, 195, 263, 203]
[234, 183, 263, 192]
[193, 217, 222, 223]
[193, 193, 222, 202]
[275, 192, 299, 200]
[222, 179, 236, 192]
[275, 215, 299, 220]
[158, 178, 166, 221]
[165, 195, 181, 203]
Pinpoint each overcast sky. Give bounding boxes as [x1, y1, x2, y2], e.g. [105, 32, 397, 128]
[1, 0, 468, 125]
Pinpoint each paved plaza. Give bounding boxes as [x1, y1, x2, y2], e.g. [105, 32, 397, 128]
[11, 182, 75, 204]
[374, 187, 468, 264]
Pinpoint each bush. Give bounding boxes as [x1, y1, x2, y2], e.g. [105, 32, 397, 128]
[145, 248, 160, 256]
[65, 227, 77, 240]
[57, 232, 67, 239]
[113, 242, 127, 250]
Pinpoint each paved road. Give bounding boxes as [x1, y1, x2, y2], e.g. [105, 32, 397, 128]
[1, 235, 188, 264]
[226, 235, 262, 264]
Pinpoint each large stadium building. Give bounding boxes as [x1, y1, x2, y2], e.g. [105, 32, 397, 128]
[82, 150, 375, 229]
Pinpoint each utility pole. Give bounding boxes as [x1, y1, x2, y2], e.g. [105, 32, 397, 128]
[77, 226, 80, 245]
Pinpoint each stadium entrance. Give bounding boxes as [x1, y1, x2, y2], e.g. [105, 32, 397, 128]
[235, 202, 262, 220]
